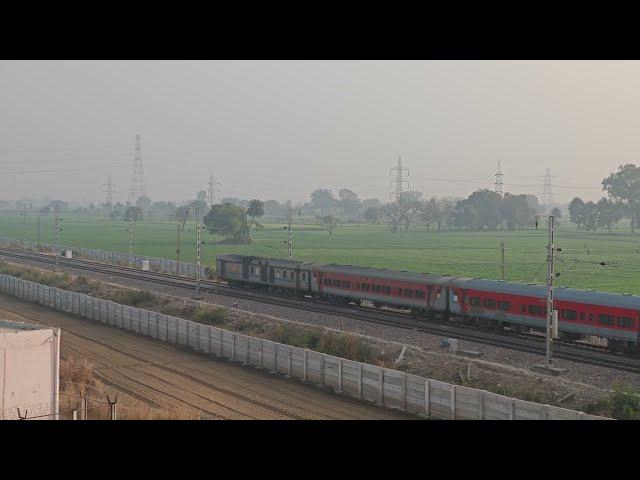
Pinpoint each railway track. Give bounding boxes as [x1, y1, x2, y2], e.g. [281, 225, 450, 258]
[2, 246, 640, 374]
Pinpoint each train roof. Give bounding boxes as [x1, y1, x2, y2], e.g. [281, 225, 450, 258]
[312, 263, 457, 285]
[216, 254, 313, 268]
[452, 277, 640, 310]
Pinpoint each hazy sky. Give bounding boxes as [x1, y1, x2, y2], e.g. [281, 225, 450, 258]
[1, 60, 638, 205]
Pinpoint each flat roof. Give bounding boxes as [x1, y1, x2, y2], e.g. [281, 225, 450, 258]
[0, 320, 53, 333]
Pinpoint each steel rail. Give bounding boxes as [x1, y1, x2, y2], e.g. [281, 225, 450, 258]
[1, 246, 639, 374]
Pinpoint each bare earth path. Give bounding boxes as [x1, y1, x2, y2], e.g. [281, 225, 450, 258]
[0, 294, 412, 420]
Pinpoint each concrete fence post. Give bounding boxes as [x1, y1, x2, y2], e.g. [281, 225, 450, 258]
[479, 391, 485, 420]
[72, 409, 78, 420]
[80, 397, 87, 420]
[208, 326, 212, 355]
[425, 379, 431, 417]
[320, 355, 325, 386]
[337, 358, 343, 392]
[379, 368, 384, 405]
[303, 350, 308, 381]
[232, 333, 236, 361]
[450, 385, 456, 420]
[274, 344, 278, 373]
[259, 339, 264, 368]
[402, 373, 407, 410]
[509, 399, 515, 420]
[288, 347, 293, 376]
[220, 329, 224, 357]
[358, 363, 363, 399]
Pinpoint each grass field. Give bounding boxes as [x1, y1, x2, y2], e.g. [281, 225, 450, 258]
[2, 212, 640, 295]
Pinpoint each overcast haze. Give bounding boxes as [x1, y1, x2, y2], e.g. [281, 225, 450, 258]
[1, 60, 638, 205]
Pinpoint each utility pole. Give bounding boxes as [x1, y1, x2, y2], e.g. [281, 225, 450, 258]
[176, 223, 181, 276]
[126, 215, 134, 255]
[500, 240, 505, 280]
[54, 206, 62, 270]
[37, 215, 40, 244]
[207, 173, 221, 208]
[545, 215, 555, 367]
[21, 202, 32, 247]
[284, 207, 293, 260]
[194, 206, 204, 299]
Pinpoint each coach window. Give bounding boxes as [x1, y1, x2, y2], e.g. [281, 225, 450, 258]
[617, 317, 633, 328]
[372, 285, 381, 293]
[484, 299, 496, 309]
[416, 290, 425, 299]
[562, 310, 577, 321]
[403, 289, 414, 297]
[598, 314, 614, 326]
[498, 301, 511, 311]
[528, 305, 546, 316]
[382, 286, 391, 295]
[344, 281, 351, 288]
[469, 297, 481, 306]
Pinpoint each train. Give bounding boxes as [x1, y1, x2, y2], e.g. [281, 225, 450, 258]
[216, 254, 640, 353]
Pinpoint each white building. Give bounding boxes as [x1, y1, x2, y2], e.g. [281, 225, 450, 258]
[0, 320, 60, 420]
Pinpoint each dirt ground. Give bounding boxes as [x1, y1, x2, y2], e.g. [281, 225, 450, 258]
[0, 294, 414, 420]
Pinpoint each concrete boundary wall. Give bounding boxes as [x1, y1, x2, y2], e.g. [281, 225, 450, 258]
[0, 236, 206, 279]
[0, 273, 610, 420]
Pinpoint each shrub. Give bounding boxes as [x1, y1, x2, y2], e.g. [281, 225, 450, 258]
[193, 307, 228, 326]
[610, 383, 640, 420]
[109, 289, 157, 307]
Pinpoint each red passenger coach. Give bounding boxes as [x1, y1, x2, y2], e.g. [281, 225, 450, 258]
[450, 278, 640, 352]
[313, 264, 454, 313]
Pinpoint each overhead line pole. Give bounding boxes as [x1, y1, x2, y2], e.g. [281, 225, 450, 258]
[545, 214, 556, 367]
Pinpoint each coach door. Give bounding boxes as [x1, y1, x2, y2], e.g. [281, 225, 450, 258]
[242, 259, 250, 280]
[261, 264, 268, 282]
[269, 266, 275, 284]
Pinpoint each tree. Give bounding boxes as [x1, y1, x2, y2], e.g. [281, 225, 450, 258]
[123, 206, 143, 221]
[602, 164, 640, 233]
[455, 190, 502, 230]
[175, 205, 192, 230]
[263, 200, 284, 216]
[338, 189, 362, 218]
[583, 201, 598, 231]
[502, 193, 537, 230]
[363, 205, 382, 223]
[596, 198, 619, 232]
[203, 203, 250, 244]
[319, 214, 338, 235]
[136, 195, 152, 211]
[437, 198, 456, 230]
[247, 199, 264, 228]
[310, 189, 336, 215]
[568, 197, 586, 229]
[196, 190, 208, 203]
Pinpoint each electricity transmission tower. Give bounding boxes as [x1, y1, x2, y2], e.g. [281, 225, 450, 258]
[494, 161, 504, 195]
[542, 168, 554, 213]
[389, 155, 409, 235]
[128, 134, 145, 206]
[101, 176, 118, 218]
[207, 173, 221, 208]
[54, 206, 63, 270]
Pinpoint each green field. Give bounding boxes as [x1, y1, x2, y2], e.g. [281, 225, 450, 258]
[2, 212, 640, 295]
